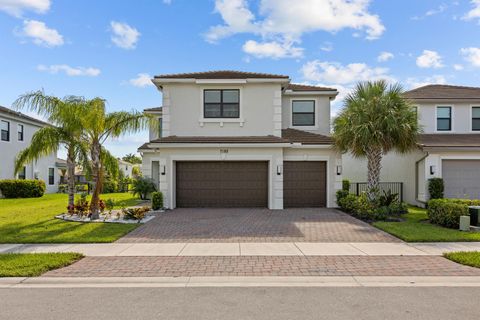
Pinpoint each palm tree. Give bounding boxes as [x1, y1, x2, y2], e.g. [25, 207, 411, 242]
[13, 91, 88, 208]
[333, 80, 420, 201]
[81, 98, 153, 219]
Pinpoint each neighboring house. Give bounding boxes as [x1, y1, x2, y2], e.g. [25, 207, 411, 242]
[343, 84, 480, 205]
[139, 71, 341, 209]
[118, 159, 134, 178]
[0, 106, 60, 193]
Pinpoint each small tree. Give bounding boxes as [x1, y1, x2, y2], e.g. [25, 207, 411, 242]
[131, 177, 156, 200]
[333, 80, 420, 201]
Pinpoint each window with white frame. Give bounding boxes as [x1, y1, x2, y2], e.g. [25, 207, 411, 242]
[1, 120, 9, 141]
[204, 89, 240, 118]
[472, 107, 480, 131]
[17, 124, 24, 141]
[437, 106, 452, 131]
[292, 100, 315, 126]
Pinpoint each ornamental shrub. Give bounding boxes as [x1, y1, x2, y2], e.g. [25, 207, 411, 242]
[428, 178, 444, 200]
[336, 189, 350, 204]
[131, 177, 156, 200]
[428, 198, 480, 228]
[151, 191, 164, 210]
[0, 179, 46, 198]
[342, 179, 350, 192]
[102, 180, 118, 194]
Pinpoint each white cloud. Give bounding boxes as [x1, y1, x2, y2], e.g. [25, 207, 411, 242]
[453, 64, 464, 70]
[21, 19, 63, 47]
[301, 60, 392, 85]
[461, 47, 480, 67]
[205, 0, 385, 59]
[129, 73, 153, 87]
[377, 51, 394, 62]
[463, 0, 480, 21]
[0, 0, 50, 17]
[242, 40, 303, 59]
[110, 21, 140, 49]
[37, 64, 101, 77]
[406, 75, 446, 89]
[320, 42, 333, 52]
[163, 0, 172, 4]
[416, 50, 443, 68]
[412, 3, 448, 20]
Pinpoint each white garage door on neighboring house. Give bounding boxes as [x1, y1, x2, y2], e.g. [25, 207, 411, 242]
[442, 160, 480, 199]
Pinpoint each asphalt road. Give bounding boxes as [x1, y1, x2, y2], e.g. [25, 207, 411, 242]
[0, 287, 477, 320]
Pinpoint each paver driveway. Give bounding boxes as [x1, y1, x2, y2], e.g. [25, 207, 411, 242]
[118, 208, 400, 243]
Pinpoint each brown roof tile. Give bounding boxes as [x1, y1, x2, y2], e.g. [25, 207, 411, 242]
[285, 83, 337, 92]
[154, 70, 289, 79]
[418, 134, 480, 147]
[147, 135, 289, 144]
[282, 128, 333, 145]
[404, 85, 480, 100]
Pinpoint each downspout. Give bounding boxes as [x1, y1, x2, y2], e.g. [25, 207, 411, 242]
[415, 150, 429, 205]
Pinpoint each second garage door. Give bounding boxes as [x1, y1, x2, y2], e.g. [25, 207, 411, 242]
[176, 161, 268, 208]
[283, 161, 327, 208]
[442, 160, 480, 199]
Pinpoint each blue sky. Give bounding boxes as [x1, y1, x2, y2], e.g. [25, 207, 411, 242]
[1, 0, 480, 157]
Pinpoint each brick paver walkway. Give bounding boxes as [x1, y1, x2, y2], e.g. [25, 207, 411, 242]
[118, 208, 399, 243]
[44, 256, 480, 277]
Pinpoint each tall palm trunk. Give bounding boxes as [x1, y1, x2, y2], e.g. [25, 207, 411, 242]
[89, 141, 102, 219]
[366, 146, 382, 201]
[66, 147, 76, 208]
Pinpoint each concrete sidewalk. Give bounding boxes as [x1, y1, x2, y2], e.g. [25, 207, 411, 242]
[2, 242, 480, 256]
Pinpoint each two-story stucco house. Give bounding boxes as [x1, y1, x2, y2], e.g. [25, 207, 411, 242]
[0, 106, 60, 193]
[139, 71, 341, 209]
[343, 84, 480, 206]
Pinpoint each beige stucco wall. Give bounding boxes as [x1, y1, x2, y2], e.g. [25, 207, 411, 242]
[281, 95, 332, 136]
[158, 83, 283, 138]
[342, 149, 426, 205]
[416, 100, 480, 133]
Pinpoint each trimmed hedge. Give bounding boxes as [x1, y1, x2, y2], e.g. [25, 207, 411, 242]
[337, 192, 408, 221]
[428, 198, 480, 229]
[0, 179, 46, 198]
[151, 191, 164, 210]
[428, 178, 444, 199]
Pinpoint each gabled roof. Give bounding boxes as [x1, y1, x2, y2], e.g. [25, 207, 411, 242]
[154, 70, 289, 79]
[418, 134, 480, 148]
[0, 105, 50, 126]
[404, 84, 480, 100]
[284, 83, 337, 92]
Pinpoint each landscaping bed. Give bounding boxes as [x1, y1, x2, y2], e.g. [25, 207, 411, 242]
[374, 207, 480, 242]
[0, 253, 83, 277]
[0, 193, 141, 243]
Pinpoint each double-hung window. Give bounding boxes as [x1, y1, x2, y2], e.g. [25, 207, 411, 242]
[1, 120, 9, 141]
[48, 168, 55, 185]
[18, 166, 26, 180]
[292, 100, 315, 126]
[18, 124, 24, 141]
[472, 107, 480, 131]
[437, 106, 452, 131]
[204, 89, 240, 118]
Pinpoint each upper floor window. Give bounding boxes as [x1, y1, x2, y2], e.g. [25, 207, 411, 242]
[18, 166, 26, 180]
[292, 100, 315, 126]
[437, 106, 452, 131]
[17, 124, 24, 141]
[1, 120, 9, 141]
[48, 168, 55, 185]
[204, 89, 239, 118]
[472, 107, 480, 131]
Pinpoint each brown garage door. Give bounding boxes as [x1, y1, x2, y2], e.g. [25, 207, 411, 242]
[176, 161, 268, 207]
[283, 161, 327, 208]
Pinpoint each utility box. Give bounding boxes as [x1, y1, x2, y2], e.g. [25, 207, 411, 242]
[469, 206, 480, 226]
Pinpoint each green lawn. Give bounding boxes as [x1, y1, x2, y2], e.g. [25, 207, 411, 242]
[0, 253, 84, 277]
[0, 193, 141, 243]
[444, 251, 480, 268]
[374, 206, 480, 242]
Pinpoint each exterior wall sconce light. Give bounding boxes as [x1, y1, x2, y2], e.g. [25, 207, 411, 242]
[336, 165, 342, 176]
[277, 165, 283, 176]
[161, 165, 166, 176]
[430, 165, 436, 175]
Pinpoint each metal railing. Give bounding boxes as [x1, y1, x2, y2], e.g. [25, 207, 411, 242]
[349, 182, 404, 202]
